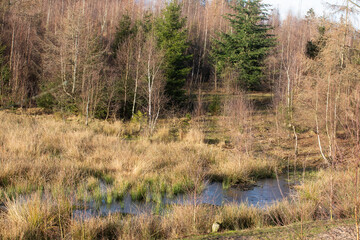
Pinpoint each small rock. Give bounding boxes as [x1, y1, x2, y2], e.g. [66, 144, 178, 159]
[212, 222, 221, 233]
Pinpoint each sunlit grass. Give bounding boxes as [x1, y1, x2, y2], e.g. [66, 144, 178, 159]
[1, 110, 357, 239]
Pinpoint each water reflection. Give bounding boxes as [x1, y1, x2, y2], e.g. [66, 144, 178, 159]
[74, 176, 292, 217]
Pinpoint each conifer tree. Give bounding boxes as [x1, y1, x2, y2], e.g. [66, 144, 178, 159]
[112, 14, 137, 55]
[212, 0, 275, 90]
[0, 42, 10, 106]
[155, 1, 191, 106]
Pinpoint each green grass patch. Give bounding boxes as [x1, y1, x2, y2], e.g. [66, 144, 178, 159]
[111, 181, 130, 202]
[130, 182, 147, 201]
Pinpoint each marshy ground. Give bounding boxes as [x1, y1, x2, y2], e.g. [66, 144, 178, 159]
[0, 94, 358, 239]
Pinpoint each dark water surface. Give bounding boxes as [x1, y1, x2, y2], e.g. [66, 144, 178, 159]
[74, 176, 292, 218]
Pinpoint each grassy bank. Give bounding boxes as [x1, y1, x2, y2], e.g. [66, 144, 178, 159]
[188, 219, 356, 240]
[1, 179, 358, 239]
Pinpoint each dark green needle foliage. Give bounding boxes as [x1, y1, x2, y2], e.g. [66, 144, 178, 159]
[0, 42, 10, 105]
[212, 0, 275, 90]
[155, 0, 192, 107]
[112, 14, 137, 54]
[306, 26, 326, 59]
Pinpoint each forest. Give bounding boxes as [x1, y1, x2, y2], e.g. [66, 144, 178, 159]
[1, 0, 360, 239]
[0, 0, 277, 122]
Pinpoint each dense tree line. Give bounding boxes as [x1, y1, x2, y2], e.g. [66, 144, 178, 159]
[0, 0, 276, 120]
[1, 0, 360, 131]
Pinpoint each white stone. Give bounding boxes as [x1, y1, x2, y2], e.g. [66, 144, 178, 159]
[212, 222, 220, 233]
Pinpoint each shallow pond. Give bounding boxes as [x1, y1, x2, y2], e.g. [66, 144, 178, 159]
[74, 175, 292, 218]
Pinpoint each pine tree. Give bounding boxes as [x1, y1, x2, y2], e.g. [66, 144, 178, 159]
[155, 1, 191, 106]
[212, 0, 275, 90]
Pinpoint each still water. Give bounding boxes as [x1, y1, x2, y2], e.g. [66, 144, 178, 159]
[74, 176, 292, 217]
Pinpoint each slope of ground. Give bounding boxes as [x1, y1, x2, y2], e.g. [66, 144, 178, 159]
[189, 219, 357, 240]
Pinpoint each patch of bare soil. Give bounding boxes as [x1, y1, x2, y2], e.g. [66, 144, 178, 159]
[314, 226, 358, 240]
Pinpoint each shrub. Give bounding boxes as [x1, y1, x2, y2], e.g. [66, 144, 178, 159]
[36, 93, 56, 110]
[208, 95, 221, 115]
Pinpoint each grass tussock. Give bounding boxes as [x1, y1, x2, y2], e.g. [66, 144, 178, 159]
[163, 205, 216, 238]
[1, 193, 72, 239]
[209, 156, 277, 185]
[219, 203, 264, 230]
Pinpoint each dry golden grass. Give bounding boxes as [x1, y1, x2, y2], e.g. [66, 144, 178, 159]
[1, 109, 357, 239]
[0, 110, 279, 203]
[218, 203, 264, 230]
[0, 110, 283, 239]
[0, 192, 72, 239]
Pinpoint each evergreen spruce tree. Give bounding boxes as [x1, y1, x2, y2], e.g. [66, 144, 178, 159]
[0, 42, 10, 105]
[155, 1, 191, 106]
[112, 14, 137, 54]
[212, 0, 275, 90]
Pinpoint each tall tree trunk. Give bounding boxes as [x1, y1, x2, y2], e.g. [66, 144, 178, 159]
[72, 33, 78, 94]
[132, 47, 141, 118]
